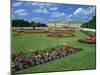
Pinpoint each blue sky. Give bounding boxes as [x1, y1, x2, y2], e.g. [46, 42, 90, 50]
[12, 0, 96, 23]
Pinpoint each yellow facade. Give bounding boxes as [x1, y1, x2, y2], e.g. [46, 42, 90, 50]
[47, 21, 82, 29]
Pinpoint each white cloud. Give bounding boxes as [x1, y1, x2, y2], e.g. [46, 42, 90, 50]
[13, 2, 23, 7]
[73, 8, 88, 16]
[87, 6, 95, 14]
[14, 9, 28, 16]
[32, 17, 42, 20]
[32, 2, 56, 6]
[80, 16, 89, 19]
[66, 18, 73, 21]
[32, 2, 57, 14]
[65, 6, 96, 21]
[32, 17, 43, 22]
[66, 14, 73, 18]
[32, 3, 42, 5]
[50, 7, 58, 11]
[51, 12, 65, 17]
[64, 14, 73, 22]
[32, 2, 56, 8]
[73, 6, 95, 16]
[33, 8, 49, 14]
[65, 8, 72, 11]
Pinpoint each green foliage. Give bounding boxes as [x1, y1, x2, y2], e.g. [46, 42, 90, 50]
[12, 19, 47, 27]
[31, 21, 37, 27]
[37, 23, 47, 27]
[12, 19, 32, 27]
[81, 16, 96, 29]
[31, 21, 37, 29]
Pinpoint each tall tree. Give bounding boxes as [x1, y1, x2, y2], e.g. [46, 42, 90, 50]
[81, 16, 96, 29]
[31, 21, 37, 29]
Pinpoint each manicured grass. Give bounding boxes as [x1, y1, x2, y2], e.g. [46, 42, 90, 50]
[12, 30, 96, 74]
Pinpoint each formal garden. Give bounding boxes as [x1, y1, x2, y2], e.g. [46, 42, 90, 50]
[12, 28, 96, 74]
[11, 0, 96, 73]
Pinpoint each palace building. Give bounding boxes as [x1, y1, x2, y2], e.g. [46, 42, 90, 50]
[47, 21, 82, 30]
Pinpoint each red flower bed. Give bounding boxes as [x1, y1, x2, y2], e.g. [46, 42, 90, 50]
[48, 32, 63, 37]
[12, 45, 82, 72]
[48, 32, 74, 37]
[79, 37, 96, 44]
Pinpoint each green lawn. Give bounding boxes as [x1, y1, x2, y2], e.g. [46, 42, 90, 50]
[12, 30, 96, 74]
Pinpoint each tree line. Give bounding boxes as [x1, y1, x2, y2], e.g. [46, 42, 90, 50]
[81, 16, 96, 29]
[12, 19, 47, 27]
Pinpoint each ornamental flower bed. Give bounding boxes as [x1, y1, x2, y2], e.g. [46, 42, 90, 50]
[79, 37, 96, 44]
[55, 29, 76, 33]
[12, 45, 82, 72]
[48, 32, 74, 37]
[48, 32, 63, 37]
